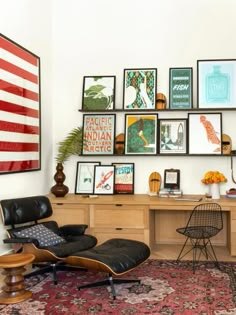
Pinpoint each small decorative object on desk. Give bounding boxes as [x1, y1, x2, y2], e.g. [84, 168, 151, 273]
[201, 170, 227, 200]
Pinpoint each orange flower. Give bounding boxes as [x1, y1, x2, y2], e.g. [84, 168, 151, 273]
[201, 171, 227, 185]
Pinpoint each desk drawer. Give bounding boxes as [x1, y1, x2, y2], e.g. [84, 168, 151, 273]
[50, 203, 89, 225]
[90, 204, 148, 228]
[92, 227, 145, 244]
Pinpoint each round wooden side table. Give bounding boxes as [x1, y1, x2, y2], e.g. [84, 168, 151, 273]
[0, 253, 35, 304]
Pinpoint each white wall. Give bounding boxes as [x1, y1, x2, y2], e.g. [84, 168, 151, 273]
[52, 0, 236, 196]
[0, 0, 236, 254]
[0, 0, 53, 254]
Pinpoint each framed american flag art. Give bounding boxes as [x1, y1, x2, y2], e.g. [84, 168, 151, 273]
[0, 34, 41, 174]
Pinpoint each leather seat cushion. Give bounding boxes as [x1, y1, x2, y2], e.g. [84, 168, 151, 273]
[45, 234, 98, 257]
[69, 238, 150, 274]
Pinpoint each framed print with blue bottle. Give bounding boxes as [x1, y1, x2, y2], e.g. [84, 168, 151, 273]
[197, 59, 236, 109]
[169, 68, 193, 109]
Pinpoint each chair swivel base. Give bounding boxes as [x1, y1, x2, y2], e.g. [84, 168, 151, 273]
[78, 274, 141, 300]
[0, 253, 35, 304]
[66, 238, 150, 300]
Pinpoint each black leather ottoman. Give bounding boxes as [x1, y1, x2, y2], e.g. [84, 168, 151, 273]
[65, 238, 150, 299]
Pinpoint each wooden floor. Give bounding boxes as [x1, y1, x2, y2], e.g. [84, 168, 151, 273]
[151, 244, 236, 261]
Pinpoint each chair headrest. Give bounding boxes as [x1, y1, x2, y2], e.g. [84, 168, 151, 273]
[0, 196, 53, 226]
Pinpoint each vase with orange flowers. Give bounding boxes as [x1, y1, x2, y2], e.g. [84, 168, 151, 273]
[201, 171, 227, 199]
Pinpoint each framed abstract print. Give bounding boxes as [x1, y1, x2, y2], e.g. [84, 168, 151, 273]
[123, 68, 157, 110]
[82, 76, 116, 111]
[82, 114, 116, 155]
[169, 68, 193, 109]
[0, 33, 41, 174]
[188, 113, 222, 155]
[197, 59, 236, 109]
[159, 119, 188, 154]
[93, 165, 115, 195]
[125, 114, 158, 155]
[75, 161, 100, 194]
[112, 163, 134, 194]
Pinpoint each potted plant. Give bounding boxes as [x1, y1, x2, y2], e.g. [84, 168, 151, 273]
[51, 127, 84, 197]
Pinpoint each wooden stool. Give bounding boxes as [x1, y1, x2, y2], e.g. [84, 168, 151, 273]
[0, 253, 35, 304]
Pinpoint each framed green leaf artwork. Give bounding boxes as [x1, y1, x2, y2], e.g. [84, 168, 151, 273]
[82, 76, 116, 111]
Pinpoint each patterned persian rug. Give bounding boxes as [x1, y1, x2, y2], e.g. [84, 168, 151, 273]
[1, 259, 236, 315]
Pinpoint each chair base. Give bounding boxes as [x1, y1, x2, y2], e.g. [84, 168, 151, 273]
[176, 237, 221, 273]
[25, 261, 86, 285]
[78, 274, 141, 300]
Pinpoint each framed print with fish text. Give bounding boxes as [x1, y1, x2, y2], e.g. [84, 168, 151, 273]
[169, 67, 193, 109]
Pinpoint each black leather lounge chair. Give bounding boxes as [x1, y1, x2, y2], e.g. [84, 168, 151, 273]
[0, 195, 97, 284]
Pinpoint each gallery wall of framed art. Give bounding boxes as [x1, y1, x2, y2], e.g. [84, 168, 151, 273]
[75, 61, 233, 194]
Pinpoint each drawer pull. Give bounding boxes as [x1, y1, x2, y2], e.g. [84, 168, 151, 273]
[56, 203, 64, 205]
[115, 228, 123, 230]
[115, 204, 123, 207]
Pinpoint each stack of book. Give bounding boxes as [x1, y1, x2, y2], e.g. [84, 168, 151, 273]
[158, 188, 183, 198]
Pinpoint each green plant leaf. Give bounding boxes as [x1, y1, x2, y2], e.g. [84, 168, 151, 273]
[56, 127, 84, 163]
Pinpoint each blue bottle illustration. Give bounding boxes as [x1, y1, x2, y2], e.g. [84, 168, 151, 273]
[206, 65, 230, 103]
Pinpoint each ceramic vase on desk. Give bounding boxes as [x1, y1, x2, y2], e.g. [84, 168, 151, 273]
[51, 163, 69, 197]
[209, 183, 220, 200]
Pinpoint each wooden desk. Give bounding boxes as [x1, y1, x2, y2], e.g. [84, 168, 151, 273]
[48, 194, 236, 256]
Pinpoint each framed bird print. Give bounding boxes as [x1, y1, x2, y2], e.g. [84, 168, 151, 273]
[188, 113, 222, 155]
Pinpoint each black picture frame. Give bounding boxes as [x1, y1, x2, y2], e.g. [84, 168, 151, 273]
[164, 169, 180, 190]
[93, 165, 115, 195]
[75, 161, 101, 194]
[197, 59, 236, 109]
[169, 67, 193, 109]
[123, 68, 157, 110]
[159, 119, 188, 154]
[188, 113, 222, 155]
[0, 33, 41, 174]
[82, 75, 116, 111]
[112, 163, 135, 194]
[124, 114, 158, 155]
[82, 114, 116, 155]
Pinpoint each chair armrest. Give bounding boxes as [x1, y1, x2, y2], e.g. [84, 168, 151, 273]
[3, 237, 39, 246]
[59, 224, 88, 236]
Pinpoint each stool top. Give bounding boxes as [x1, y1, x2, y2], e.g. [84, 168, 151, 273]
[0, 253, 35, 268]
